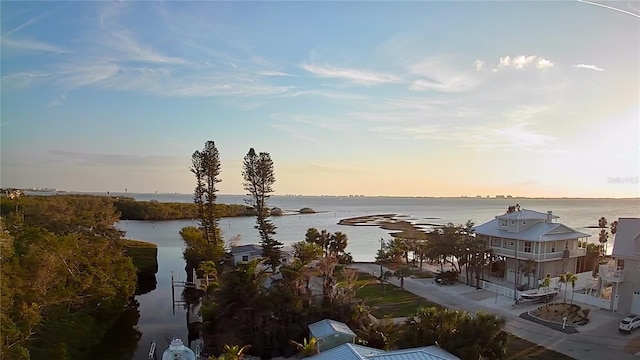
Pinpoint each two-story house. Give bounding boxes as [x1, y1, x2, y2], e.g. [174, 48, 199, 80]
[601, 218, 640, 314]
[474, 210, 590, 286]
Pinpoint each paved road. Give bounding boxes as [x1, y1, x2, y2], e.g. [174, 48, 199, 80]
[349, 263, 640, 360]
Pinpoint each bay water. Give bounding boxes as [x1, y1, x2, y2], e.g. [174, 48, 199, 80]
[104, 194, 639, 359]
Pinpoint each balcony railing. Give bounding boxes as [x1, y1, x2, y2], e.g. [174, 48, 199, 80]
[489, 247, 586, 261]
[599, 264, 625, 282]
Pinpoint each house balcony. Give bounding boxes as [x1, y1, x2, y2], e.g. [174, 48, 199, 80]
[489, 247, 586, 262]
[599, 264, 625, 282]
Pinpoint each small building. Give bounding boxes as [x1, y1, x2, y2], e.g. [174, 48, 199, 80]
[230, 244, 294, 270]
[308, 319, 356, 352]
[473, 210, 590, 286]
[602, 218, 640, 314]
[231, 244, 263, 265]
[305, 343, 459, 360]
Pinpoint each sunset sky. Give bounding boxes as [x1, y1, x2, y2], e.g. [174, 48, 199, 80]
[1, 1, 639, 197]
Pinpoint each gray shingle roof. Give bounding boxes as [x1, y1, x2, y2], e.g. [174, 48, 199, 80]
[230, 244, 262, 255]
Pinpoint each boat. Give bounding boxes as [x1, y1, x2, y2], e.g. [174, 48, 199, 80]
[162, 338, 196, 360]
[516, 290, 558, 304]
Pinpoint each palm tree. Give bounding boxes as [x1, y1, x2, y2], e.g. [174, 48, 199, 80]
[598, 217, 609, 256]
[210, 344, 252, 360]
[541, 274, 552, 306]
[394, 267, 411, 289]
[290, 337, 320, 358]
[329, 232, 348, 256]
[565, 272, 578, 304]
[558, 273, 567, 303]
[198, 260, 219, 290]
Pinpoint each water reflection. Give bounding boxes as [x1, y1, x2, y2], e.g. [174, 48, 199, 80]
[86, 299, 142, 359]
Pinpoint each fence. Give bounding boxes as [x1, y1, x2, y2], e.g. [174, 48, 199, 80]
[458, 274, 516, 299]
[570, 292, 612, 310]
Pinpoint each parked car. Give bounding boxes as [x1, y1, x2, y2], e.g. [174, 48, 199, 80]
[618, 314, 640, 333]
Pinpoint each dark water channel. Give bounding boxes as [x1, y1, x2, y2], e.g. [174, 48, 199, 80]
[91, 220, 199, 360]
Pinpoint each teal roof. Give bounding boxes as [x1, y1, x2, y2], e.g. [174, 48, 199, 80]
[308, 319, 356, 339]
[306, 344, 459, 360]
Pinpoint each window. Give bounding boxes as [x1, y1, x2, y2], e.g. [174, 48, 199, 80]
[510, 240, 515, 247]
[491, 238, 501, 247]
[511, 220, 515, 224]
[522, 221, 526, 225]
[242, 255, 249, 262]
[565, 241, 569, 250]
[501, 220, 508, 227]
[551, 242, 556, 252]
[524, 241, 532, 253]
[617, 259, 625, 270]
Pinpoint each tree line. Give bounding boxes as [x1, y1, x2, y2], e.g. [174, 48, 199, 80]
[1, 194, 139, 359]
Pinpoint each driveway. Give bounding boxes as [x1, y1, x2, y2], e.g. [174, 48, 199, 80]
[349, 263, 640, 360]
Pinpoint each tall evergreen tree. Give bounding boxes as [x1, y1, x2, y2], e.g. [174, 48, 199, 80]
[242, 148, 282, 271]
[190, 141, 222, 247]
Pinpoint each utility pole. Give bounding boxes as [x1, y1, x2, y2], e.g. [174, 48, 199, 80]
[514, 239, 519, 300]
[379, 238, 384, 289]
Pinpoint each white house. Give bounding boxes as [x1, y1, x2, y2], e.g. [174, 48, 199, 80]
[230, 244, 293, 268]
[601, 218, 640, 314]
[473, 209, 590, 286]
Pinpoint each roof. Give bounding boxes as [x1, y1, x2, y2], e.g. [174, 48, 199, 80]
[308, 319, 356, 339]
[497, 209, 558, 221]
[306, 344, 459, 360]
[369, 346, 459, 360]
[474, 219, 589, 242]
[612, 218, 640, 259]
[307, 343, 382, 360]
[231, 244, 262, 255]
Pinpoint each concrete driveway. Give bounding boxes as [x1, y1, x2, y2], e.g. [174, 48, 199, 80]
[349, 263, 640, 360]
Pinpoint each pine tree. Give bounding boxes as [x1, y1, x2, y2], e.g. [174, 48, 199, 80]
[242, 148, 283, 271]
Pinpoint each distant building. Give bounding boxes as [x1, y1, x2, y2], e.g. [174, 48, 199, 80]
[474, 210, 590, 286]
[602, 218, 640, 314]
[230, 243, 293, 269]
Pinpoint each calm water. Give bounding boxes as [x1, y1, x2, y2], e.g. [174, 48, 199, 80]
[105, 194, 639, 359]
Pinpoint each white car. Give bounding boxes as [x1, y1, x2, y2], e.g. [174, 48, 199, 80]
[618, 314, 640, 333]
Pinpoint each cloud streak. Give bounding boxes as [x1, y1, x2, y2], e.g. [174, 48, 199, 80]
[1, 37, 71, 54]
[48, 149, 186, 167]
[573, 64, 604, 72]
[300, 63, 402, 85]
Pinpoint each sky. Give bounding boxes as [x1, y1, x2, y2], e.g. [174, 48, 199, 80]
[1, 1, 639, 198]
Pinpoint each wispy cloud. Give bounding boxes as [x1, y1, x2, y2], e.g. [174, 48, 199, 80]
[271, 123, 321, 145]
[47, 92, 67, 107]
[1, 37, 71, 54]
[258, 70, 294, 77]
[573, 64, 604, 72]
[300, 63, 402, 85]
[409, 59, 480, 93]
[103, 30, 189, 65]
[48, 149, 186, 167]
[2, 72, 52, 91]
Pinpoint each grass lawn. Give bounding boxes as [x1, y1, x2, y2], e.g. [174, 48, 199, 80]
[506, 334, 575, 360]
[348, 272, 572, 359]
[353, 272, 441, 318]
